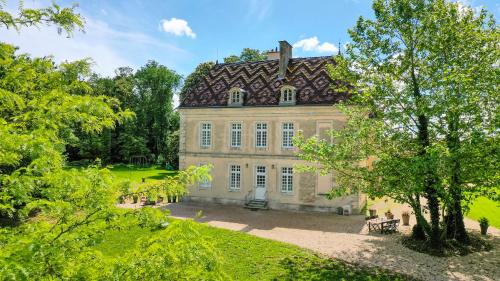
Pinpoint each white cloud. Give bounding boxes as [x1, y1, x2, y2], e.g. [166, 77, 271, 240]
[160, 18, 196, 39]
[2, 14, 189, 77]
[293, 37, 339, 54]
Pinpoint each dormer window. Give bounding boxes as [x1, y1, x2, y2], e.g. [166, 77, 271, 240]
[280, 85, 296, 105]
[228, 87, 244, 106]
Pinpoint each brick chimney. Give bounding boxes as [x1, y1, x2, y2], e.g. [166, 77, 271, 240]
[266, 47, 279, 60]
[278, 40, 292, 79]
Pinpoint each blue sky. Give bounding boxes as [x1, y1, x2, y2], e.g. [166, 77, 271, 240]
[3, 0, 499, 79]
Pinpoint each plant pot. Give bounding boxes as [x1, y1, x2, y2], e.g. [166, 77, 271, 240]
[402, 214, 410, 226]
[385, 212, 394, 219]
[480, 225, 488, 235]
[369, 209, 377, 217]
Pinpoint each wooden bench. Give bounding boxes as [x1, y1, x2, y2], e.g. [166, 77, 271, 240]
[368, 218, 400, 234]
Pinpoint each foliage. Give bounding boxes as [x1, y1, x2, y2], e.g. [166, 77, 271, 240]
[0, 1, 84, 35]
[0, 5, 224, 278]
[0, 42, 132, 218]
[68, 61, 181, 167]
[123, 165, 212, 202]
[223, 48, 267, 63]
[478, 217, 488, 227]
[294, 0, 499, 248]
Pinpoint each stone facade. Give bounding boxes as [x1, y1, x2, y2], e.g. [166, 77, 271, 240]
[178, 105, 366, 213]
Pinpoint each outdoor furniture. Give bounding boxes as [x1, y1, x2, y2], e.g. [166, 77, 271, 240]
[367, 218, 400, 234]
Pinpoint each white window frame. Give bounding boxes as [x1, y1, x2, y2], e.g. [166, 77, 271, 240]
[198, 163, 211, 189]
[229, 165, 241, 191]
[200, 122, 212, 148]
[280, 85, 296, 105]
[230, 122, 242, 148]
[255, 122, 268, 148]
[281, 167, 294, 193]
[282, 122, 294, 149]
[228, 87, 244, 106]
[255, 165, 267, 188]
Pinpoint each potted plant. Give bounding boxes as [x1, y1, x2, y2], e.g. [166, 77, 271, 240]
[132, 194, 139, 204]
[385, 209, 394, 219]
[402, 211, 410, 226]
[147, 194, 157, 205]
[479, 217, 489, 235]
[369, 209, 377, 218]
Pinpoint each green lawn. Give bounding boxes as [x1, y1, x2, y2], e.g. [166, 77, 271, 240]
[96, 220, 411, 281]
[466, 197, 500, 228]
[107, 165, 177, 184]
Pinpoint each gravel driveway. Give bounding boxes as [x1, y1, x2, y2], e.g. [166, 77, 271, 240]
[164, 202, 499, 281]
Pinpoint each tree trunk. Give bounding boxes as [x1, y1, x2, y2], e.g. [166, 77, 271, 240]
[411, 66, 441, 248]
[446, 114, 469, 244]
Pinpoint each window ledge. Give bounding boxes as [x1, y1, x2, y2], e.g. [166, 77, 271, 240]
[279, 101, 296, 106]
[228, 189, 241, 192]
[280, 191, 295, 196]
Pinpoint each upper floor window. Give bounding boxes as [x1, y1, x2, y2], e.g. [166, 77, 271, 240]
[280, 86, 296, 105]
[282, 122, 294, 148]
[228, 87, 244, 106]
[281, 167, 294, 192]
[255, 122, 268, 148]
[200, 122, 211, 148]
[230, 123, 242, 148]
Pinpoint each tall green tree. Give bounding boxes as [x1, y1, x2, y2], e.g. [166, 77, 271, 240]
[294, 0, 498, 248]
[135, 61, 181, 164]
[0, 2, 224, 278]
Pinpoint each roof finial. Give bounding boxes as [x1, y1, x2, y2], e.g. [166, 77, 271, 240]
[338, 40, 342, 56]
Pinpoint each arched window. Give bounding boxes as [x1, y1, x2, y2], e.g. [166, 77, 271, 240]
[280, 85, 296, 105]
[228, 87, 244, 106]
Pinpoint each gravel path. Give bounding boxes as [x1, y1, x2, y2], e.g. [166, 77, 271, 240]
[159, 201, 500, 281]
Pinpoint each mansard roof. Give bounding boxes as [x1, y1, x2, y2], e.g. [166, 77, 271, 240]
[179, 56, 349, 108]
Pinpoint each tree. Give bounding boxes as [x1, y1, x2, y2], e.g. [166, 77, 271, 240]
[223, 48, 267, 63]
[0, 1, 84, 35]
[294, 0, 498, 249]
[0, 2, 224, 278]
[135, 61, 181, 164]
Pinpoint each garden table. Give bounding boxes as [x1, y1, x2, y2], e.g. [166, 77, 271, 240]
[367, 218, 400, 234]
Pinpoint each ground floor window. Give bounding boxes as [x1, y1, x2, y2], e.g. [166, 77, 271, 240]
[281, 167, 293, 192]
[229, 165, 241, 190]
[198, 163, 211, 189]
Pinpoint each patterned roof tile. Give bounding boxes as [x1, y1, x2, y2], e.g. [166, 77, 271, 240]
[180, 56, 349, 107]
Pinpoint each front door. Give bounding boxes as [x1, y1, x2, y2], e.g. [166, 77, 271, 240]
[255, 166, 267, 200]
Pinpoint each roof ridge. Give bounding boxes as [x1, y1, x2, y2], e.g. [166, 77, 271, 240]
[214, 55, 333, 67]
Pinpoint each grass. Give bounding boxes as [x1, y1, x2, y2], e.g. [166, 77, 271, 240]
[107, 164, 177, 184]
[466, 197, 500, 229]
[96, 220, 412, 281]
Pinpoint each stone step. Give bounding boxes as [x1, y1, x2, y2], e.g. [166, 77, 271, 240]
[244, 200, 269, 210]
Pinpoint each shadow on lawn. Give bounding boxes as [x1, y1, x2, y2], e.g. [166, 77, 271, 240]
[147, 172, 178, 180]
[275, 255, 414, 281]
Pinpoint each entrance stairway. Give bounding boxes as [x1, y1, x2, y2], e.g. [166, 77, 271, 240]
[244, 199, 269, 210]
